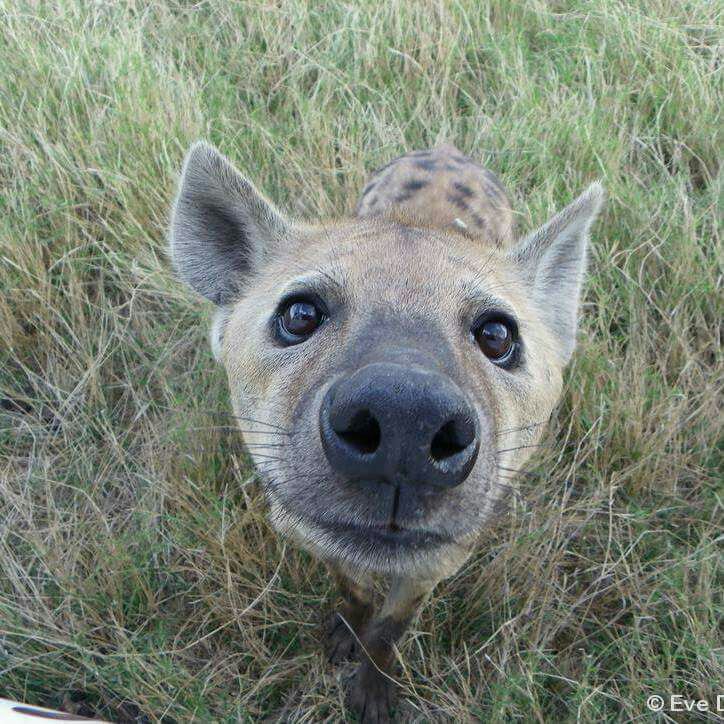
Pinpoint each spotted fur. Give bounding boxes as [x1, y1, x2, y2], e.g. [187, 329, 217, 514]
[356, 144, 516, 247]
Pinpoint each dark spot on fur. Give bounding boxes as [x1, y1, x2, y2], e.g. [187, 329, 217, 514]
[356, 194, 377, 215]
[447, 193, 469, 211]
[491, 187, 509, 206]
[370, 157, 400, 177]
[453, 154, 469, 164]
[452, 181, 474, 198]
[357, 196, 377, 213]
[414, 158, 437, 171]
[403, 179, 429, 192]
[484, 169, 504, 189]
[361, 183, 376, 198]
[373, 172, 392, 192]
[471, 212, 487, 229]
[483, 170, 508, 202]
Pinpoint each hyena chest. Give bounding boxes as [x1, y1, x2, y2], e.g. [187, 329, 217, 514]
[355, 143, 516, 248]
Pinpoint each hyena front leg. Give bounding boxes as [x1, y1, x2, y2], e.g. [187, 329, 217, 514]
[347, 576, 436, 724]
[325, 564, 375, 664]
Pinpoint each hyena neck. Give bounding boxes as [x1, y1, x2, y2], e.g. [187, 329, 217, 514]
[355, 144, 516, 248]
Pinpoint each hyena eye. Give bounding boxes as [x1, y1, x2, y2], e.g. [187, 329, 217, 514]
[276, 298, 325, 345]
[473, 315, 519, 367]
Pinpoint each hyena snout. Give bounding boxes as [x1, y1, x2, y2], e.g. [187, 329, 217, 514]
[319, 362, 480, 491]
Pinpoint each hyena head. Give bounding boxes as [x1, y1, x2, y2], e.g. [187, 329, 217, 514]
[169, 141, 603, 582]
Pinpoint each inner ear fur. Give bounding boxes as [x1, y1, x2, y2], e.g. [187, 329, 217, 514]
[508, 183, 605, 362]
[169, 141, 292, 305]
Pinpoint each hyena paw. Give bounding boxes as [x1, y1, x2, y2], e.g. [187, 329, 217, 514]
[325, 612, 362, 664]
[347, 663, 395, 724]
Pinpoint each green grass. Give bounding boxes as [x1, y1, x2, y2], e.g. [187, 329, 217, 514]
[0, 0, 721, 721]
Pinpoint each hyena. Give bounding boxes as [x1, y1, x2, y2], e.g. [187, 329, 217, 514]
[169, 141, 603, 722]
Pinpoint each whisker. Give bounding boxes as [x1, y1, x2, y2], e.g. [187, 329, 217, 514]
[493, 480, 525, 502]
[161, 423, 291, 438]
[254, 461, 286, 471]
[254, 457, 290, 469]
[253, 466, 287, 479]
[208, 412, 291, 432]
[236, 429, 291, 437]
[497, 465, 544, 475]
[176, 424, 239, 432]
[496, 443, 545, 454]
[495, 421, 547, 437]
[154, 403, 291, 433]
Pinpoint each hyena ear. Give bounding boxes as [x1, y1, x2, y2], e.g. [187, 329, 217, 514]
[169, 141, 292, 305]
[508, 183, 605, 363]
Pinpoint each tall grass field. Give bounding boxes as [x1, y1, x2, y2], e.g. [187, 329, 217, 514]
[0, 1, 721, 721]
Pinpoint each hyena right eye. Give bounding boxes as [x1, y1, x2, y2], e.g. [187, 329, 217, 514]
[275, 297, 327, 346]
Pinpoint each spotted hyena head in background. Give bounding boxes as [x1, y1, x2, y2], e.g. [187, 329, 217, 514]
[356, 144, 516, 247]
[169, 141, 604, 722]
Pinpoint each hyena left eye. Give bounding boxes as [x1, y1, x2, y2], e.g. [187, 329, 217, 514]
[276, 298, 325, 345]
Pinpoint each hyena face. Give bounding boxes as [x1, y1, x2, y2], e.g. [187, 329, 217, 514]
[169, 142, 603, 584]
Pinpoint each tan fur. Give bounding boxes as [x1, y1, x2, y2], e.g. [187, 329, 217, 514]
[221, 220, 563, 582]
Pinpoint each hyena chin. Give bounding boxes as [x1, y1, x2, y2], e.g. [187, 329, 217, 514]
[169, 140, 604, 722]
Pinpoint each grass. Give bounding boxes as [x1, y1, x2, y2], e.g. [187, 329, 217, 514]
[0, 0, 721, 721]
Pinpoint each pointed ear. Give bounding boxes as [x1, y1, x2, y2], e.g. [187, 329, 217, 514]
[508, 183, 605, 362]
[169, 141, 292, 305]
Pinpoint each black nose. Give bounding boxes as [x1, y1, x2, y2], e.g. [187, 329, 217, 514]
[319, 363, 480, 490]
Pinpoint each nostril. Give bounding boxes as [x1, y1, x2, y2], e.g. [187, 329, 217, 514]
[430, 419, 472, 462]
[337, 410, 381, 455]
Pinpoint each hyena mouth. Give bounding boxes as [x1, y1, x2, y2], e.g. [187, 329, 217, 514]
[309, 513, 456, 550]
[330, 484, 450, 541]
